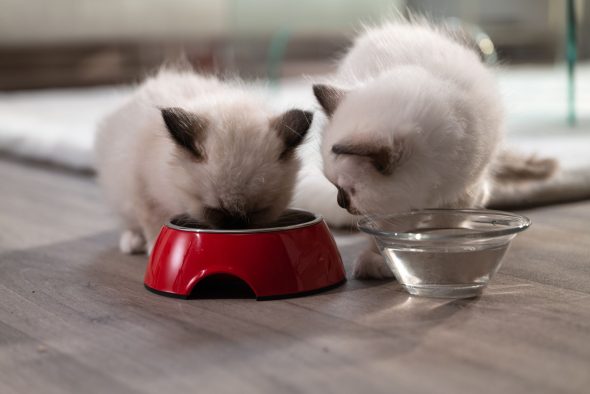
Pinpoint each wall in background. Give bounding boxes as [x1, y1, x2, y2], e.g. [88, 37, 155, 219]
[1, 0, 587, 90]
[0, 0, 403, 89]
[0, 0, 401, 45]
[408, 0, 589, 61]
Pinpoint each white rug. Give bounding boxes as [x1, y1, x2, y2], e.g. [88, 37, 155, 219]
[0, 64, 589, 171]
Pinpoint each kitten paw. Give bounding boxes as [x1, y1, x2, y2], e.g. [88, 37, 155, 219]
[353, 250, 394, 279]
[119, 230, 147, 254]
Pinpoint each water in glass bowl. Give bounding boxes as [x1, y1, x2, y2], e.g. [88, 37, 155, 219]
[378, 228, 511, 298]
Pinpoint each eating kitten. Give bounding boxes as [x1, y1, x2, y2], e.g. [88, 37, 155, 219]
[305, 20, 532, 278]
[95, 69, 313, 254]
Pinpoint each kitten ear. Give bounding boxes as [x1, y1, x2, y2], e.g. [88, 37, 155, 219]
[313, 84, 346, 117]
[271, 109, 314, 160]
[161, 107, 208, 160]
[332, 140, 405, 175]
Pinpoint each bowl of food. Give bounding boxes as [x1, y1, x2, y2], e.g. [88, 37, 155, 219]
[358, 209, 531, 298]
[144, 209, 346, 300]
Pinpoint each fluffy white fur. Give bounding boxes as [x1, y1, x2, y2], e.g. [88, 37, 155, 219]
[95, 69, 312, 254]
[297, 20, 505, 278]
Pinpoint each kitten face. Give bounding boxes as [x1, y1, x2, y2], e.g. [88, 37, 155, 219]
[163, 103, 312, 228]
[314, 73, 468, 216]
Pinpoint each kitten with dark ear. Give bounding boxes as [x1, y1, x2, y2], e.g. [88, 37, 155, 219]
[313, 84, 347, 117]
[332, 140, 405, 175]
[96, 69, 315, 255]
[161, 107, 208, 161]
[271, 109, 314, 160]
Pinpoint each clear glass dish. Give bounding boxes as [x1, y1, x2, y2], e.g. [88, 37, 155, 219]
[358, 209, 531, 298]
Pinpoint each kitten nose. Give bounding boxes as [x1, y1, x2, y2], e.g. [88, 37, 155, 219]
[336, 187, 350, 210]
[220, 213, 249, 229]
[204, 206, 250, 229]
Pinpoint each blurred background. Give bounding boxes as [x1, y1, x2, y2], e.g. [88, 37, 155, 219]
[0, 0, 588, 170]
[1, 0, 589, 86]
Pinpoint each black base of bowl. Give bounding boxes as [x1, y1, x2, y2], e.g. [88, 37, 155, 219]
[144, 279, 347, 301]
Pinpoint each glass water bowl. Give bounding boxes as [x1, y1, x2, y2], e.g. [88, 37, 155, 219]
[358, 209, 531, 298]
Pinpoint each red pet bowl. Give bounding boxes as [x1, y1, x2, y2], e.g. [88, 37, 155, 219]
[144, 209, 346, 300]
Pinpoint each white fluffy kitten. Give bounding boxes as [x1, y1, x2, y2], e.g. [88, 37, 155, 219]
[95, 69, 312, 254]
[308, 21, 505, 278]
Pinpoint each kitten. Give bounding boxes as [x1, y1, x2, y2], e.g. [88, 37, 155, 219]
[95, 69, 313, 254]
[306, 20, 507, 278]
[292, 19, 589, 278]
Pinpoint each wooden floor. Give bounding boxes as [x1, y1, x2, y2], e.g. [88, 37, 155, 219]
[1, 156, 589, 394]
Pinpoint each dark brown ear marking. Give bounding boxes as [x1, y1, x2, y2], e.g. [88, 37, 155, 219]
[332, 142, 402, 175]
[313, 84, 346, 117]
[271, 109, 314, 160]
[161, 107, 208, 160]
